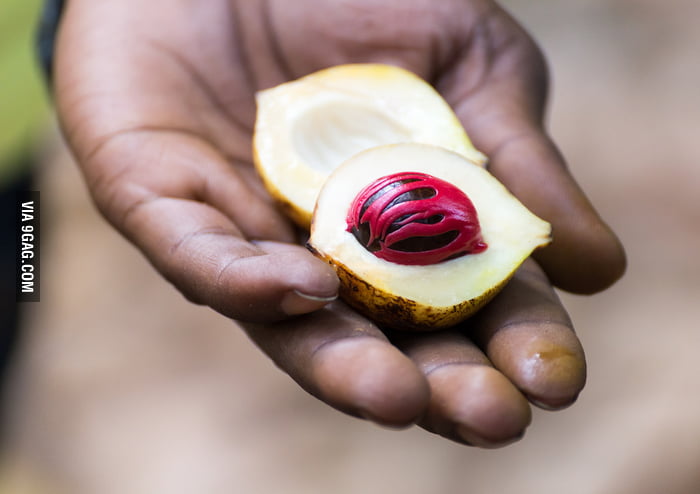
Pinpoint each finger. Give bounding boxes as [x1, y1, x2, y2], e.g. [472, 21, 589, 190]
[243, 303, 430, 427]
[438, 7, 625, 293]
[471, 260, 586, 410]
[71, 128, 339, 322]
[391, 331, 530, 448]
[120, 194, 339, 321]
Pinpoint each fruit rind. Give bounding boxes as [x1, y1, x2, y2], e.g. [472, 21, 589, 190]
[309, 245, 510, 330]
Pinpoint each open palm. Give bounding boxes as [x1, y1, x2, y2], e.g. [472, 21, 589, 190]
[54, 0, 625, 446]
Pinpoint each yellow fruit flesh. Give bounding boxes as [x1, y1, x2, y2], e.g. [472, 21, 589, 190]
[253, 64, 486, 228]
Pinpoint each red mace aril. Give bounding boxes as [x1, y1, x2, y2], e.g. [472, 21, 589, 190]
[346, 171, 487, 265]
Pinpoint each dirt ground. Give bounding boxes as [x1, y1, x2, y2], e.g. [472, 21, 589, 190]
[2, 1, 700, 493]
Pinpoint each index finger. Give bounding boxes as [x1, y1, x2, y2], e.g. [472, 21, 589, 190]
[80, 129, 340, 323]
[122, 195, 340, 322]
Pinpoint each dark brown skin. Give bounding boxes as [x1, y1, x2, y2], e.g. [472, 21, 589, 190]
[54, 0, 625, 447]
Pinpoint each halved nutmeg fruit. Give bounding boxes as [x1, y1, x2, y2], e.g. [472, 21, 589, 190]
[253, 63, 486, 229]
[308, 143, 551, 330]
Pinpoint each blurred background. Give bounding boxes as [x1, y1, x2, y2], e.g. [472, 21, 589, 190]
[1, 0, 699, 493]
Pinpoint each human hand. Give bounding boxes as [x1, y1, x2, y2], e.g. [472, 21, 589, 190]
[53, 0, 625, 446]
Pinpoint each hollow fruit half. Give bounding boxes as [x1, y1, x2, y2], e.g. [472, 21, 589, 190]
[253, 63, 486, 228]
[308, 143, 552, 331]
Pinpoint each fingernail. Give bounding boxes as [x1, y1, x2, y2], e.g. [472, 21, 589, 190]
[280, 289, 337, 316]
[528, 393, 578, 411]
[358, 409, 415, 429]
[358, 409, 383, 424]
[457, 426, 524, 449]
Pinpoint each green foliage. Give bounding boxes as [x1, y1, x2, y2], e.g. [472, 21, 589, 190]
[0, 0, 51, 185]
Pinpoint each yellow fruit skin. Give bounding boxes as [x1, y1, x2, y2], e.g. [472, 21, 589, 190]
[307, 243, 512, 331]
[252, 144, 313, 229]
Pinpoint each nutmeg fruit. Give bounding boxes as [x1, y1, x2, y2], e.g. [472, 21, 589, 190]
[308, 143, 551, 330]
